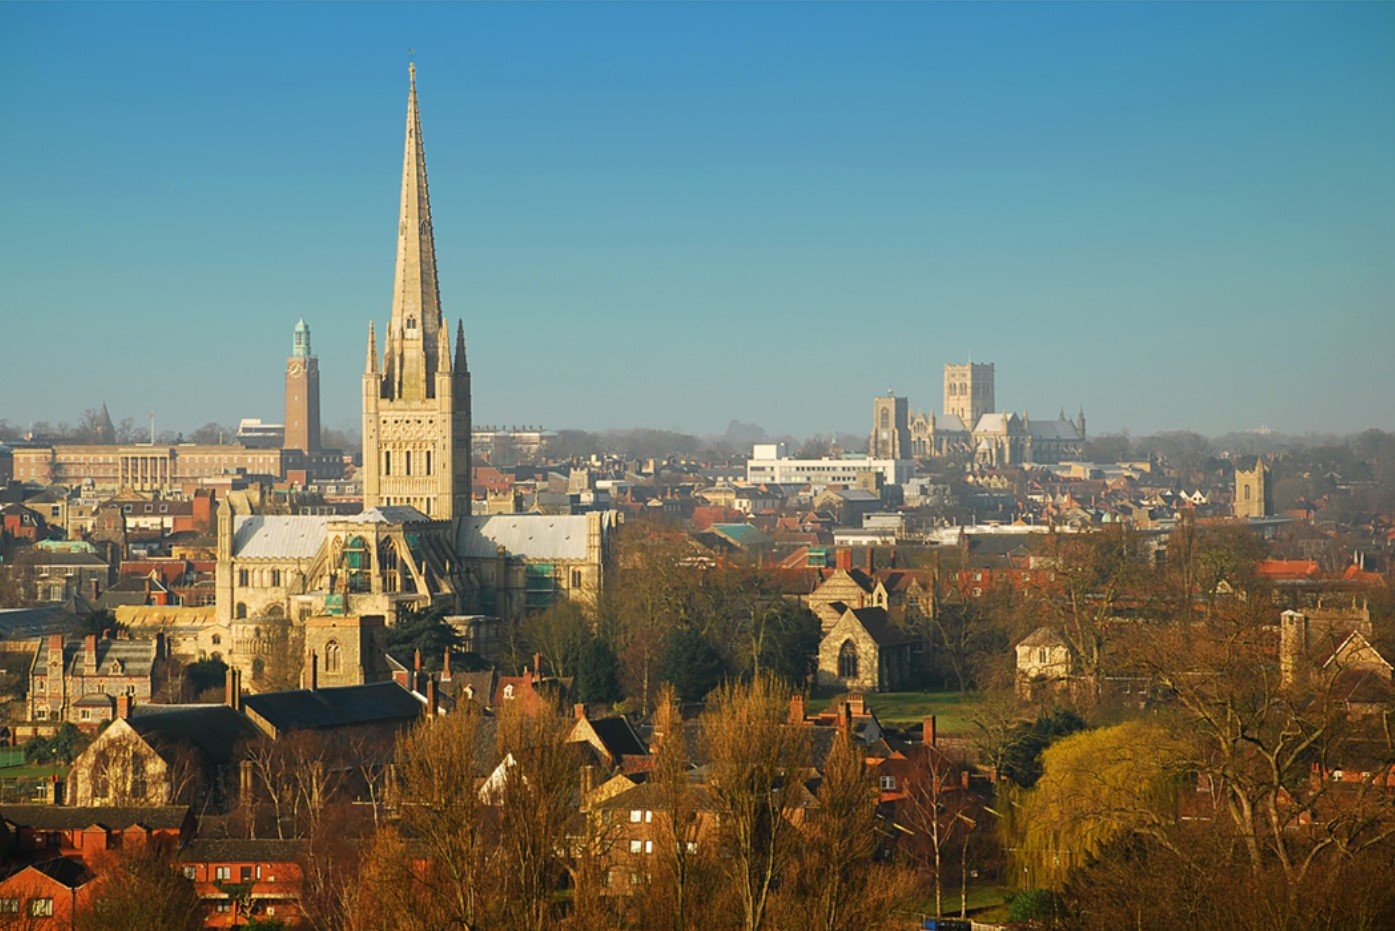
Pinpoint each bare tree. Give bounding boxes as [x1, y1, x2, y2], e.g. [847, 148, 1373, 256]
[700, 674, 811, 931]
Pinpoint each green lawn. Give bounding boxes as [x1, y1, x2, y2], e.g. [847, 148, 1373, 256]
[856, 690, 988, 734]
[0, 763, 66, 780]
[908, 883, 1012, 921]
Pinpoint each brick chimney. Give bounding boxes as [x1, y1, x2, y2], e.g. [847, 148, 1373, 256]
[413, 648, 422, 672]
[48, 633, 63, 657]
[836, 699, 851, 731]
[307, 653, 318, 691]
[116, 693, 133, 720]
[84, 634, 98, 674]
[836, 548, 852, 571]
[573, 703, 587, 722]
[923, 714, 937, 747]
[865, 547, 874, 574]
[426, 678, 438, 718]
[532, 652, 543, 682]
[788, 693, 806, 724]
[441, 649, 452, 682]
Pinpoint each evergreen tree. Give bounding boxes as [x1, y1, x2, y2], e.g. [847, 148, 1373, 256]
[575, 637, 622, 704]
[660, 628, 726, 703]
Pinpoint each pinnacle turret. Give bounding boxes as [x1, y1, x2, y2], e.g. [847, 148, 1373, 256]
[365, 321, 378, 375]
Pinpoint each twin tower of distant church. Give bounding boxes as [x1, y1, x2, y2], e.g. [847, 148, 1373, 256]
[360, 64, 472, 521]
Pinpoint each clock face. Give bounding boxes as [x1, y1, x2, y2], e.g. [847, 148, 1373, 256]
[288, 360, 305, 377]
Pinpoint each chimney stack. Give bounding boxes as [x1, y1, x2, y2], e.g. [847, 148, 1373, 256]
[865, 548, 874, 574]
[426, 678, 438, 718]
[84, 634, 98, 674]
[441, 649, 452, 682]
[574, 703, 587, 722]
[48, 633, 63, 657]
[788, 693, 806, 724]
[923, 714, 937, 747]
[225, 667, 242, 712]
[413, 648, 422, 672]
[116, 693, 132, 720]
[533, 652, 543, 680]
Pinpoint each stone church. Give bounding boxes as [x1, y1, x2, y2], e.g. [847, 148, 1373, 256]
[211, 66, 618, 689]
[870, 362, 1085, 465]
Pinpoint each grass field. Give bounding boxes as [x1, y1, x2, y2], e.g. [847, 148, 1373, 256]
[0, 763, 66, 780]
[908, 883, 1012, 922]
[852, 690, 988, 734]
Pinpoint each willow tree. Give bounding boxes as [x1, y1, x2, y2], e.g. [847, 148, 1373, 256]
[1013, 719, 1189, 889]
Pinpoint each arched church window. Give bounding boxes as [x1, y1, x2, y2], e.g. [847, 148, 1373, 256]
[880, 410, 890, 429]
[235, 603, 248, 620]
[342, 537, 371, 593]
[325, 640, 341, 674]
[407, 315, 417, 330]
[838, 640, 859, 679]
[1244, 486, 1252, 501]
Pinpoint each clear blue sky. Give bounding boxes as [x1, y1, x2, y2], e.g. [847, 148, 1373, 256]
[2, 2, 1392, 440]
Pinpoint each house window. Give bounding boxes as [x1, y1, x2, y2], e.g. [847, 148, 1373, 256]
[629, 810, 642, 823]
[1038, 648, 1047, 664]
[503, 684, 515, 700]
[629, 839, 642, 854]
[183, 867, 197, 880]
[80, 709, 91, 721]
[838, 640, 859, 679]
[29, 899, 54, 918]
[0, 898, 18, 914]
[879, 775, 896, 790]
[241, 866, 253, 882]
[644, 840, 653, 854]
[215, 866, 231, 881]
[215, 900, 232, 913]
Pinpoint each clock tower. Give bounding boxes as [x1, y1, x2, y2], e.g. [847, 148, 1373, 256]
[284, 318, 321, 453]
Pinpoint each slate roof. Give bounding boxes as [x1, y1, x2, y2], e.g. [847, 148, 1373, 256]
[242, 682, 423, 732]
[1028, 418, 1081, 440]
[232, 515, 332, 559]
[179, 838, 307, 863]
[457, 514, 592, 560]
[34, 636, 158, 680]
[0, 605, 81, 641]
[127, 705, 261, 766]
[936, 414, 970, 433]
[588, 716, 649, 760]
[1, 804, 190, 831]
[23, 857, 95, 888]
[842, 606, 912, 647]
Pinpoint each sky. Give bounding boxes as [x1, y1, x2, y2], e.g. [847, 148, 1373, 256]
[2, 2, 1392, 441]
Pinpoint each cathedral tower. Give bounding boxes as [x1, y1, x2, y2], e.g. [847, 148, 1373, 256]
[944, 362, 994, 429]
[362, 65, 472, 521]
[284, 319, 321, 453]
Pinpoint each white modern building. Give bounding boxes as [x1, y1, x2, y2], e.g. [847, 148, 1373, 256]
[745, 444, 911, 488]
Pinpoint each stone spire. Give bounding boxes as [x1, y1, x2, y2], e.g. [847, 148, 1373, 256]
[365, 321, 378, 375]
[454, 318, 467, 372]
[385, 62, 444, 393]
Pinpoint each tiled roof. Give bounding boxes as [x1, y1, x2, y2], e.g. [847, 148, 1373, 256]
[1, 804, 190, 831]
[843, 606, 911, 647]
[341, 505, 431, 524]
[179, 838, 307, 862]
[588, 716, 648, 760]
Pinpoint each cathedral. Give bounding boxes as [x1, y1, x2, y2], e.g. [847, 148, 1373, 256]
[209, 66, 617, 688]
[870, 362, 1085, 465]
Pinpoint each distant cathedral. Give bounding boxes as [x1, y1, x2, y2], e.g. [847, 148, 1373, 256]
[870, 362, 1085, 465]
[361, 64, 473, 522]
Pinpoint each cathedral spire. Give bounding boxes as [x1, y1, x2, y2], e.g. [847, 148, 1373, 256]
[389, 62, 443, 366]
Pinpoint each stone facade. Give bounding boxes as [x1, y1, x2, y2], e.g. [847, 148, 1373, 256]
[816, 606, 912, 692]
[1015, 626, 1074, 698]
[1234, 458, 1272, 519]
[303, 615, 391, 689]
[361, 65, 471, 521]
[28, 634, 159, 727]
[869, 394, 911, 459]
[944, 362, 995, 430]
